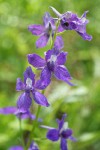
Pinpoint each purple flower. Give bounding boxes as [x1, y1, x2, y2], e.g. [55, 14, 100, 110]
[28, 12, 56, 48]
[50, 6, 92, 41]
[28, 48, 73, 89]
[9, 141, 39, 150]
[0, 106, 36, 120]
[9, 146, 23, 150]
[41, 114, 76, 150]
[16, 66, 49, 109]
[28, 141, 39, 150]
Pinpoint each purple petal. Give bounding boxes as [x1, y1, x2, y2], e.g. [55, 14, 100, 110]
[58, 24, 65, 32]
[15, 109, 35, 120]
[45, 50, 54, 61]
[16, 78, 25, 91]
[68, 136, 77, 142]
[24, 66, 35, 86]
[54, 36, 64, 50]
[27, 54, 46, 68]
[36, 34, 49, 48]
[43, 12, 51, 27]
[35, 67, 51, 90]
[29, 141, 39, 150]
[32, 91, 49, 107]
[57, 114, 67, 130]
[81, 11, 89, 18]
[77, 32, 92, 41]
[56, 52, 67, 65]
[17, 92, 32, 111]
[9, 146, 23, 150]
[61, 128, 73, 139]
[47, 129, 59, 141]
[60, 138, 68, 150]
[28, 24, 44, 35]
[50, 18, 56, 31]
[0, 107, 17, 115]
[54, 66, 74, 86]
[70, 22, 77, 30]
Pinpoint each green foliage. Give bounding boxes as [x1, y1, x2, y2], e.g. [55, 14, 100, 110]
[0, 0, 100, 149]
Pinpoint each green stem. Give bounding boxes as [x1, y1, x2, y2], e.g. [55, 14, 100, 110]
[19, 119, 26, 149]
[26, 105, 41, 149]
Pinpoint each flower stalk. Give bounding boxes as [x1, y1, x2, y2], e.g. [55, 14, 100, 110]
[26, 105, 41, 150]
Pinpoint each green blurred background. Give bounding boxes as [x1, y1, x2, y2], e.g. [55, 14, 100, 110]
[0, 0, 100, 150]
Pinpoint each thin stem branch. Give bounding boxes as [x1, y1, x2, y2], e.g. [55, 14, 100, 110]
[19, 119, 26, 149]
[26, 105, 41, 149]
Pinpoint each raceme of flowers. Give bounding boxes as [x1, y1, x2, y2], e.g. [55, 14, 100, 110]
[0, 6, 92, 150]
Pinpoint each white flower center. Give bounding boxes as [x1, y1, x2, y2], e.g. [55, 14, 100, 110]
[81, 17, 86, 23]
[60, 122, 68, 133]
[26, 78, 32, 88]
[50, 55, 57, 63]
[65, 11, 72, 19]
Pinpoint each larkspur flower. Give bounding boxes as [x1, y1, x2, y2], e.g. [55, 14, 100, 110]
[41, 114, 76, 150]
[28, 47, 73, 90]
[16, 66, 49, 109]
[50, 6, 92, 41]
[28, 12, 56, 48]
[0, 106, 36, 120]
[28, 141, 39, 150]
[9, 146, 23, 150]
[9, 141, 39, 150]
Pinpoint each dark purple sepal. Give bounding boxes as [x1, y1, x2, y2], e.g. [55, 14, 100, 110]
[61, 129, 73, 139]
[35, 66, 51, 89]
[54, 66, 74, 86]
[43, 12, 51, 27]
[16, 78, 25, 91]
[24, 66, 35, 86]
[56, 52, 67, 65]
[17, 92, 32, 111]
[27, 54, 45, 68]
[45, 50, 54, 61]
[15, 109, 35, 120]
[29, 141, 39, 150]
[77, 32, 92, 41]
[47, 129, 59, 141]
[60, 138, 68, 150]
[57, 114, 67, 130]
[36, 34, 49, 48]
[32, 91, 49, 107]
[58, 24, 65, 32]
[9, 146, 23, 150]
[0, 107, 17, 115]
[68, 136, 77, 142]
[28, 24, 44, 35]
[54, 36, 64, 50]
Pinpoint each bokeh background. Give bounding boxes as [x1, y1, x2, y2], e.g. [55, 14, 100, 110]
[0, 0, 100, 150]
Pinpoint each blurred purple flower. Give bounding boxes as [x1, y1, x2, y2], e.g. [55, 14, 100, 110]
[50, 6, 92, 41]
[28, 141, 39, 150]
[9, 141, 39, 150]
[0, 106, 36, 120]
[28, 12, 56, 48]
[16, 66, 49, 108]
[28, 48, 73, 89]
[9, 146, 23, 150]
[41, 114, 76, 150]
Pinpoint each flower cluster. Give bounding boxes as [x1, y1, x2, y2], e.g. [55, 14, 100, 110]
[0, 6, 92, 150]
